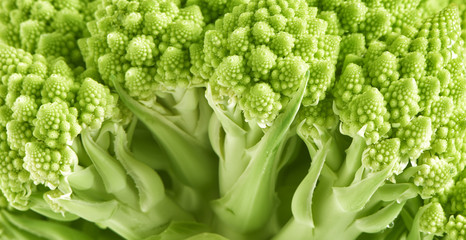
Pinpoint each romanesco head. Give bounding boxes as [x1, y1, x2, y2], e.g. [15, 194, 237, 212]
[414, 155, 456, 198]
[446, 214, 466, 240]
[76, 78, 116, 129]
[0, 0, 86, 65]
[0, 150, 31, 210]
[84, 0, 205, 96]
[396, 116, 433, 160]
[32, 102, 81, 149]
[333, 63, 367, 109]
[362, 138, 402, 175]
[419, 202, 447, 235]
[198, 0, 339, 126]
[0, 45, 115, 209]
[297, 97, 338, 140]
[23, 142, 77, 189]
[340, 87, 390, 144]
[385, 78, 420, 127]
[239, 83, 282, 128]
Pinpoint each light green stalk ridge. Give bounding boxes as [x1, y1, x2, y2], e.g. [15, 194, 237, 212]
[210, 72, 308, 234]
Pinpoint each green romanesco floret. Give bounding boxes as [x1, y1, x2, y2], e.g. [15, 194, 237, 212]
[32, 102, 81, 148]
[388, 34, 412, 57]
[23, 142, 77, 189]
[340, 87, 391, 144]
[317, 10, 342, 36]
[21, 73, 46, 100]
[302, 60, 334, 106]
[86, 0, 219, 207]
[417, 76, 441, 111]
[155, 46, 192, 88]
[413, 155, 456, 197]
[337, 33, 366, 68]
[0, 44, 115, 210]
[285, 5, 466, 240]
[396, 116, 433, 160]
[315, 0, 428, 43]
[84, 0, 205, 91]
[448, 178, 466, 214]
[0, 0, 92, 65]
[333, 62, 367, 109]
[362, 138, 402, 175]
[331, 5, 466, 161]
[297, 97, 338, 140]
[40, 73, 77, 104]
[248, 45, 277, 79]
[400, 52, 427, 79]
[366, 51, 399, 89]
[293, 34, 318, 62]
[6, 120, 34, 156]
[384, 78, 421, 127]
[271, 56, 309, 98]
[125, 35, 157, 66]
[270, 32, 295, 57]
[337, 1, 367, 33]
[197, 0, 330, 234]
[195, 0, 340, 126]
[445, 214, 466, 240]
[214, 55, 249, 92]
[424, 96, 453, 130]
[239, 82, 282, 128]
[433, 109, 466, 171]
[0, 150, 31, 210]
[11, 95, 38, 123]
[185, 0, 235, 24]
[76, 78, 116, 129]
[419, 202, 447, 235]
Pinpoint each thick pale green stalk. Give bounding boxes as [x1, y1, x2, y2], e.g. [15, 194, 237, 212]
[1, 211, 93, 240]
[352, 201, 406, 233]
[130, 122, 170, 170]
[334, 134, 367, 186]
[211, 73, 308, 234]
[277, 130, 406, 239]
[282, 180, 403, 240]
[207, 106, 249, 194]
[291, 136, 331, 228]
[29, 194, 79, 221]
[206, 96, 264, 194]
[113, 80, 217, 191]
[114, 125, 165, 212]
[273, 218, 314, 240]
[53, 124, 193, 240]
[81, 127, 139, 206]
[56, 195, 192, 240]
[333, 161, 396, 212]
[0, 213, 38, 240]
[144, 221, 213, 240]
